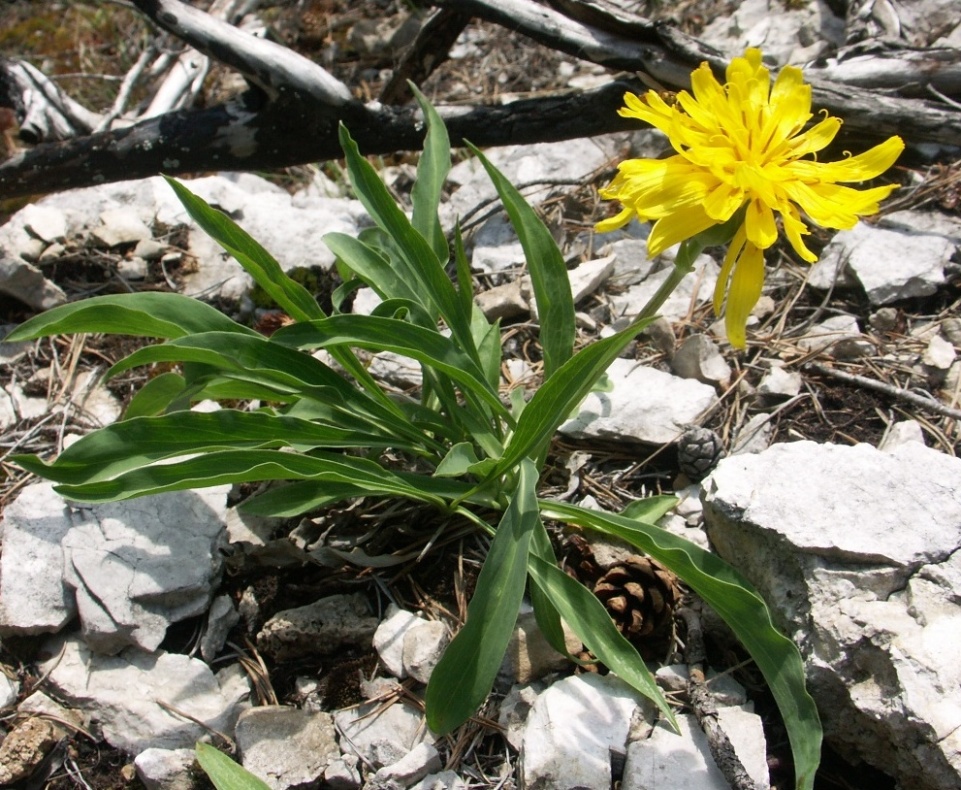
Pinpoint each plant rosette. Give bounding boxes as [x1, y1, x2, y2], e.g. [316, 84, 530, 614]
[5, 52, 904, 787]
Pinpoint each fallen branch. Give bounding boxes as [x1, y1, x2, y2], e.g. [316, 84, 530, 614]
[806, 362, 961, 421]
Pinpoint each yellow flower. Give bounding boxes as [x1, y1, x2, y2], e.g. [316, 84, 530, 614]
[597, 48, 904, 347]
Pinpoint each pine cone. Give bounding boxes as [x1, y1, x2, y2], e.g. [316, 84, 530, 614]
[593, 556, 681, 655]
[677, 426, 724, 481]
[560, 533, 604, 587]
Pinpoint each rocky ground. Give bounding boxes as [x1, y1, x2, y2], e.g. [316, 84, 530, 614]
[1, 2, 960, 790]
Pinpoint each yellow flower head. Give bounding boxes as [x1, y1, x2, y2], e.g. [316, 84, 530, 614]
[597, 48, 904, 347]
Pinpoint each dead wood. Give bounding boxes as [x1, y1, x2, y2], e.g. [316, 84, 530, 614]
[0, 0, 958, 201]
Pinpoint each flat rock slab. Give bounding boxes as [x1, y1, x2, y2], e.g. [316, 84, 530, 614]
[702, 440, 961, 790]
[41, 635, 250, 754]
[0, 482, 78, 635]
[560, 359, 718, 445]
[235, 706, 339, 790]
[0, 483, 230, 653]
[520, 673, 644, 789]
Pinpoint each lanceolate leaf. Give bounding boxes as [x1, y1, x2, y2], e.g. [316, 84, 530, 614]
[487, 320, 651, 480]
[4, 292, 256, 342]
[195, 743, 270, 790]
[273, 316, 509, 419]
[410, 83, 452, 263]
[541, 500, 822, 790]
[32, 448, 450, 505]
[338, 124, 475, 357]
[425, 460, 539, 734]
[467, 143, 575, 379]
[11, 409, 404, 485]
[164, 177, 324, 323]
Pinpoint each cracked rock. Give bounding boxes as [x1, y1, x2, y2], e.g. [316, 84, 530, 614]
[703, 440, 961, 790]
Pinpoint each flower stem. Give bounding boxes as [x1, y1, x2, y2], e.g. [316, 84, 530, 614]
[628, 236, 703, 329]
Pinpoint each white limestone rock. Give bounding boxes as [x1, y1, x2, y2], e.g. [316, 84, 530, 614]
[235, 706, 339, 790]
[373, 605, 420, 679]
[622, 709, 767, 790]
[92, 207, 153, 247]
[368, 742, 442, 789]
[0, 482, 78, 635]
[702, 440, 961, 790]
[560, 359, 718, 445]
[521, 673, 650, 789]
[671, 334, 732, 388]
[815, 213, 956, 306]
[61, 487, 230, 654]
[335, 699, 435, 769]
[21, 204, 68, 243]
[797, 314, 862, 354]
[256, 593, 379, 662]
[0, 672, 18, 708]
[41, 635, 250, 753]
[134, 748, 199, 790]
[608, 255, 719, 324]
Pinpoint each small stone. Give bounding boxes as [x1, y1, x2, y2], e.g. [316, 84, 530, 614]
[521, 673, 649, 790]
[201, 595, 240, 662]
[324, 754, 361, 789]
[942, 317, 961, 346]
[671, 334, 732, 388]
[257, 592, 379, 662]
[500, 608, 580, 685]
[922, 335, 956, 370]
[22, 204, 68, 243]
[134, 238, 166, 261]
[134, 748, 200, 790]
[757, 366, 802, 398]
[0, 482, 77, 635]
[373, 606, 419, 679]
[17, 236, 46, 262]
[797, 314, 861, 354]
[117, 256, 149, 280]
[38, 242, 66, 263]
[730, 413, 772, 455]
[409, 771, 469, 790]
[401, 619, 450, 684]
[93, 207, 153, 247]
[870, 307, 900, 332]
[476, 279, 529, 321]
[334, 699, 434, 768]
[0, 671, 19, 707]
[0, 716, 64, 785]
[369, 742, 442, 788]
[498, 683, 543, 750]
[878, 420, 926, 452]
[235, 706, 339, 790]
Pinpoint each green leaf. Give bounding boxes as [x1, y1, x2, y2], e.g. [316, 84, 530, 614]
[487, 320, 650, 480]
[410, 83, 451, 264]
[239, 481, 365, 517]
[123, 372, 187, 418]
[4, 292, 256, 342]
[526, 553, 678, 729]
[621, 495, 679, 524]
[164, 177, 324, 323]
[12, 409, 401, 485]
[426, 459, 538, 734]
[467, 143, 575, 379]
[527, 519, 568, 655]
[541, 500, 822, 790]
[435, 442, 482, 477]
[338, 124, 474, 357]
[272, 315, 508, 419]
[324, 232, 419, 305]
[35, 448, 449, 505]
[195, 743, 271, 790]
